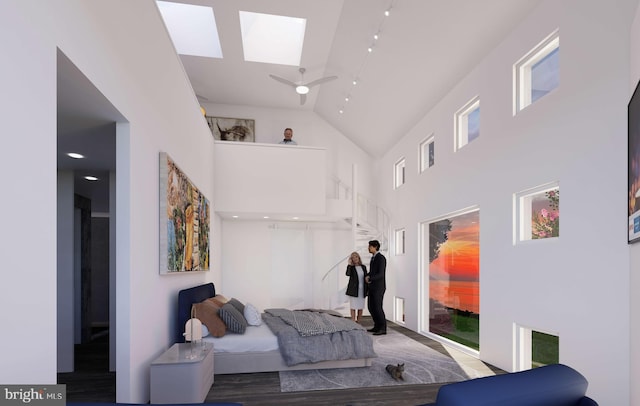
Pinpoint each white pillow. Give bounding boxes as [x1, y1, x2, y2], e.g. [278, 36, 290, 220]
[244, 303, 262, 326]
[202, 324, 210, 337]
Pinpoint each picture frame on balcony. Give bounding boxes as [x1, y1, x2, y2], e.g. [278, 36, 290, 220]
[159, 152, 211, 273]
[628, 79, 640, 244]
[206, 116, 255, 142]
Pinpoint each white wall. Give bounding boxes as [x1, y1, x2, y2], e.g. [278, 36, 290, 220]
[376, 0, 635, 404]
[220, 220, 354, 312]
[214, 142, 326, 216]
[629, 3, 640, 404]
[0, 1, 219, 402]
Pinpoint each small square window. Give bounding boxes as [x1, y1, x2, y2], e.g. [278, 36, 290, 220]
[395, 228, 405, 255]
[514, 324, 559, 371]
[454, 96, 480, 151]
[514, 30, 559, 114]
[394, 158, 406, 189]
[514, 182, 560, 243]
[420, 135, 435, 172]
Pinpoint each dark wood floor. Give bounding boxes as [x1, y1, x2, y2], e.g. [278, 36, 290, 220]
[58, 319, 503, 405]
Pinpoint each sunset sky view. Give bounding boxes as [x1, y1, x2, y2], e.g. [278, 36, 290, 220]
[429, 210, 480, 314]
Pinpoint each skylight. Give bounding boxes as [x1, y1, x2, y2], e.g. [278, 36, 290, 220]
[239, 11, 306, 66]
[157, 1, 223, 58]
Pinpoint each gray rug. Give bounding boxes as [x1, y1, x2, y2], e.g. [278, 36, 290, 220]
[279, 329, 491, 392]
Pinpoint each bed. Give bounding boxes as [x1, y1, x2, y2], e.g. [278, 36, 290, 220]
[176, 283, 376, 375]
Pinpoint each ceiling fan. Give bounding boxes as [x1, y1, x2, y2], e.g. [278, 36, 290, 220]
[269, 67, 337, 105]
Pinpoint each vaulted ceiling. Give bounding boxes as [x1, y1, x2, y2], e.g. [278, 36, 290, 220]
[176, 0, 542, 157]
[57, 0, 542, 211]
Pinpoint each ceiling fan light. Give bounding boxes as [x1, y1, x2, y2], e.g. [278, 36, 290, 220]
[296, 85, 310, 95]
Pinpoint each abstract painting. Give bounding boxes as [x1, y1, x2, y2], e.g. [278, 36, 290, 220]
[159, 152, 210, 273]
[206, 116, 255, 142]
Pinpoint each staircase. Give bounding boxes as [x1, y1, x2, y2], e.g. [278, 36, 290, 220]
[320, 188, 389, 314]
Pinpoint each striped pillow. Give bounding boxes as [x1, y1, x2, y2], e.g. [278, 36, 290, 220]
[219, 302, 248, 334]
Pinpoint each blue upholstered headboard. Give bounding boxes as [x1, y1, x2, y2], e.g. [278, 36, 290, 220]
[176, 283, 216, 343]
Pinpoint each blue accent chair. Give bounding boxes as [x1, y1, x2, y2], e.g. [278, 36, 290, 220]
[420, 363, 597, 406]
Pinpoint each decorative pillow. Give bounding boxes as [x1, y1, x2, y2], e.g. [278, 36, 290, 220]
[219, 302, 248, 334]
[228, 297, 245, 315]
[192, 300, 226, 338]
[201, 325, 210, 337]
[209, 294, 229, 308]
[244, 302, 262, 326]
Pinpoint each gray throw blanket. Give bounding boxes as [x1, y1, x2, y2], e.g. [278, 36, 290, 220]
[264, 308, 364, 337]
[262, 308, 376, 366]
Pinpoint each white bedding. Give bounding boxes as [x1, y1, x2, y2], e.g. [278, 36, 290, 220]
[203, 322, 278, 353]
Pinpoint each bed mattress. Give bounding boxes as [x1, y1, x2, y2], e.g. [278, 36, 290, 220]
[203, 323, 278, 353]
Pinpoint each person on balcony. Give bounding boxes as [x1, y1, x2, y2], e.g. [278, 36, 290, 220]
[278, 128, 297, 145]
[345, 251, 368, 323]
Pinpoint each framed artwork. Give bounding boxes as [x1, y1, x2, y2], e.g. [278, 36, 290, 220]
[629, 79, 640, 243]
[159, 152, 210, 273]
[206, 116, 255, 142]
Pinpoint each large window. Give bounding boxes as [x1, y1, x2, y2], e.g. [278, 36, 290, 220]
[454, 97, 480, 151]
[421, 208, 480, 351]
[514, 30, 559, 114]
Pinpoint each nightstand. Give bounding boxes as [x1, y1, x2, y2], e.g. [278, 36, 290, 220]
[150, 342, 214, 404]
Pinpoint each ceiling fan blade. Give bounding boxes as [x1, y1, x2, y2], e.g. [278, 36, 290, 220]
[305, 76, 338, 88]
[300, 93, 307, 105]
[269, 74, 297, 87]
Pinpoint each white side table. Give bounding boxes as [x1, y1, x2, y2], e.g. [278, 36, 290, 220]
[150, 342, 214, 404]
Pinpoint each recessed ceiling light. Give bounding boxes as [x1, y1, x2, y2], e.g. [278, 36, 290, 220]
[67, 152, 84, 159]
[232, 215, 239, 218]
[293, 217, 299, 220]
[263, 216, 269, 219]
[84, 176, 98, 181]
[156, 1, 223, 58]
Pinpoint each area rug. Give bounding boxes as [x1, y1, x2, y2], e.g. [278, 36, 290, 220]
[279, 329, 492, 392]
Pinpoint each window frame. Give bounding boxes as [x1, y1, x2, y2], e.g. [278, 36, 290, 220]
[514, 30, 560, 114]
[394, 157, 406, 189]
[419, 135, 435, 173]
[514, 181, 560, 244]
[395, 228, 405, 255]
[454, 96, 480, 151]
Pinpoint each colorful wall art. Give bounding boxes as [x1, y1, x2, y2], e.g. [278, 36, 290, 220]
[159, 152, 210, 273]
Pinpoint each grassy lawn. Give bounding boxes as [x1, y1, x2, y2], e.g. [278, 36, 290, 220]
[430, 309, 479, 351]
[532, 331, 559, 367]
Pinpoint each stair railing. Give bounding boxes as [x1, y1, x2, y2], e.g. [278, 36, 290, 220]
[320, 164, 390, 310]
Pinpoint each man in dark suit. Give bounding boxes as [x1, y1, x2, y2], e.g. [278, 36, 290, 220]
[365, 240, 387, 335]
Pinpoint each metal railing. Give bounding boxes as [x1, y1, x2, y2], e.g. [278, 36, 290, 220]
[319, 175, 390, 310]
